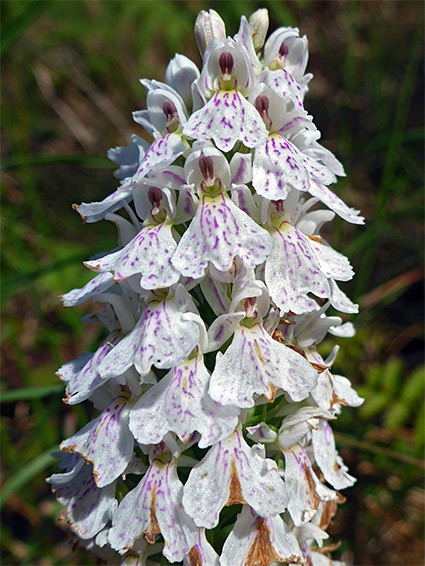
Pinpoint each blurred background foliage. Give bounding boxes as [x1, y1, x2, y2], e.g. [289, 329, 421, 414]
[1, 0, 423, 564]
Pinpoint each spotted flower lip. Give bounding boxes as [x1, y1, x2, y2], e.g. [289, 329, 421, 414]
[51, 8, 363, 565]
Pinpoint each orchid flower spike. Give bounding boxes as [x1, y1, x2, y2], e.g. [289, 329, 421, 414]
[51, 8, 364, 566]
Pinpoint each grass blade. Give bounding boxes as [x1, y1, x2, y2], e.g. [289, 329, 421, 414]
[0, 445, 58, 510]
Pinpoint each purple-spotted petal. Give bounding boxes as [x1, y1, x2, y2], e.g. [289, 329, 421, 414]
[209, 322, 318, 408]
[183, 90, 267, 152]
[99, 287, 200, 378]
[312, 420, 356, 490]
[308, 240, 353, 282]
[57, 352, 92, 384]
[172, 194, 272, 279]
[61, 332, 120, 405]
[265, 222, 342, 314]
[85, 223, 179, 290]
[205, 311, 245, 352]
[129, 355, 239, 448]
[47, 457, 116, 540]
[253, 134, 335, 200]
[307, 349, 364, 411]
[260, 68, 304, 110]
[220, 505, 302, 566]
[134, 133, 186, 181]
[109, 458, 197, 562]
[278, 407, 334, 449]
[328, 279, 359, 314]
[60, 272, 115, 307]
[76, 185, 133, 223]
[183, 529, 219, 566]
[199, 276, 231, 317]
[230, 152, 252, 185]
[182, 430, 288, 528]
[61, 394, 133, 487]
[309, 181, 364, 224]
[283, 443, 336, 526]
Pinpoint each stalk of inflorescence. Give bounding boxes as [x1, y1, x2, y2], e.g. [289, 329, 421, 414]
[48, 8, 364, 566]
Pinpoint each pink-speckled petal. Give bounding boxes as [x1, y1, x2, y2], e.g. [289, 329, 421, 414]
[172, 194, 272, 279]
[60, 272, 115, 307]
[278, 406, 333, 449]
[308, 240, 353, 282]
[205, 311, 245, 352]
[99, 287, 200, 378]
[182, 430, 288, 528]
[220, 505, 302, 566]
[312, 420, 356, 490]
[199, 276, 231, 317]
[209, 322, 317, 408]
[47, 458, 116, 540]
[253, 134, 335, 200]
[57, 352, 92, 383]
[265, 222, 333, 314]
[308, 349, 364, 411]
[309, 180, 364, 225]
[76, 186, 133, 223]
[135, 133, 186, 180]
[328, 280, 359, 314]
[183, 90, 267, 152]
[283, 443, 336, 526]
[109, 458, 197, 562]
[129, 355, 239, 449]
[62, 332, 120, 405]
[230, 152, 252, 185]
[85, 223, 179, 290]
[183, 529, 219, 566]
[261, 68, 305, 110]
[61, 394, 133, 487]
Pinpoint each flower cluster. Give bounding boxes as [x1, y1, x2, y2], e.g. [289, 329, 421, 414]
[49, 9, 364, 566]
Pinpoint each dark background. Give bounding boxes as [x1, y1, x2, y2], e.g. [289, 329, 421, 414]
[1, 1, 424, 565]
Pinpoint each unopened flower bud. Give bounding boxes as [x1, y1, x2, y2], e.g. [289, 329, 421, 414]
[249, 8, 269, 50]
[165, 54, 200, 107]
[194, 9, 226, 56]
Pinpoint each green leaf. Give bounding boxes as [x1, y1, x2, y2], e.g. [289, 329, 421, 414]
[0, 445, 58, 510]
[359, 392, 389, 420]
[0, 384, 63, 403]
[400, 365, 425, 405]
[381, 358, 403, 396]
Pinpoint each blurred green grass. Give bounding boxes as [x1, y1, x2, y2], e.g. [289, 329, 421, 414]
[1, 1, 424, 565]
